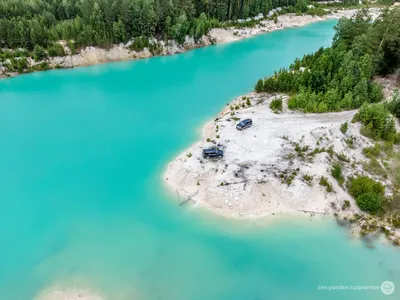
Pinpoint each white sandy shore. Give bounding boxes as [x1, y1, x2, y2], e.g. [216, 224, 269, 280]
[164, 93, 376, 219]
[208, 8, 377, 44]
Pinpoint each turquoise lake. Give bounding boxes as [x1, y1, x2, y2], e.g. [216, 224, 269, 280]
[0, 20, 399, 300]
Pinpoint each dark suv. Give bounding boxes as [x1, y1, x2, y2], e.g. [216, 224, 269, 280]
[202, 148, 224, 159]
[236, 118, 253, 130]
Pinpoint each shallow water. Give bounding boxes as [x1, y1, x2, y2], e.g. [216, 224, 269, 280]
[0, 20, 399, 300]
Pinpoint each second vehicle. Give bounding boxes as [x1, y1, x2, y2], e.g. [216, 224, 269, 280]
[236, 118, 253, 130]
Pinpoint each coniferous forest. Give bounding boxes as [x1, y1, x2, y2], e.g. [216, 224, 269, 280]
[255, 8, 400, 113]
[0, 0, 327, 51]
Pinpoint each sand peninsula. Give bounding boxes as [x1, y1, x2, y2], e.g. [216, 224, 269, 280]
[0, 8, 381, 79]
[165, 77, 400, 244]
[165, 92, 361, 218]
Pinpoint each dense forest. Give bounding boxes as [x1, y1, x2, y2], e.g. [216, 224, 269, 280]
[0, 0, 345, 51]
[254, 7, 400, 218]
[255, 8, 400, 113]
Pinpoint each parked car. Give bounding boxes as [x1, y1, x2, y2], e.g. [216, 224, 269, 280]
[236, 118, 253, 130]
[202, 148, 224, 159]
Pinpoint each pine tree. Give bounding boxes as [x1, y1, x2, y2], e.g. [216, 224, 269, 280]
[255, 79, 264, 93]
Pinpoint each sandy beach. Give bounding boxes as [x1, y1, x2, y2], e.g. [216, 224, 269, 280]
[164, 92, 375, 219]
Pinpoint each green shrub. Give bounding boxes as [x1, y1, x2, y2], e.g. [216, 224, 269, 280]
[386, 89, 400, 118]
[392, 215, 400, 228]
[376, 0, 395, 6]
[331, 163, 344, 185]
[382, 141, 393, 154]
[255, 79, 264, 93]
[32, 62, 50, 71]
[148, 41, 163, 55]
[13, 49, 29, 57]
[6, 57, 28, 73]
[342, 200, 351, 210]
[353, 103, 396, 141]
[362, 143, 381, 158]
[67, 41, 76, 55]
[340, 122, 348, 134]
[348, 175, 384, 200]
[345, 136, 355, 148]
[294, 0, 308, 13]
[336, 152, 350, 163]
[302, 174, 313, 185]
[319, 176, 333, 192]
[272, 14, 278, 24]
[307, 7, 328, 17]
[33, 45, 47, 61]
[0, 49, 14, 60]
[129, 37, 150, 52]
[356, 193, 382, 214]
[363, 158, 388, 179]
[47, 43, 66, 57]
[270, 97, 283, 112]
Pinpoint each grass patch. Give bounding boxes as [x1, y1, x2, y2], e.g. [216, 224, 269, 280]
[342, 200, 351, 210]
[363, 158, 388, 179]
[302, 174, 314, 186]
[279, 169, 298, 186]
[270, 97, 283, 112]
[319, 176, 333, 193]
[345, 136, 355, 148]
[353, 103, 397, 142]
[382, 141, 394, 155]
[331, 163, 344, 186]
[293, 143, 309, 157]
[347, 175, 385, 214]
[336, 152, 350, 163]
[362, 143, 381, 158]
[340, 122, 348, 134]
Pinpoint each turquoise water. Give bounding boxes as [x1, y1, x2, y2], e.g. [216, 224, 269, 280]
[0, 20, 399, 300]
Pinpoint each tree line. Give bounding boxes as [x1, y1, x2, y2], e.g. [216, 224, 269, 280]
[0, 0, 315, 51]
[254, 8, 400, 113]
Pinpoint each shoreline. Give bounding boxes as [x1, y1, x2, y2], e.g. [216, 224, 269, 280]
[0, 8, 381, 80]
